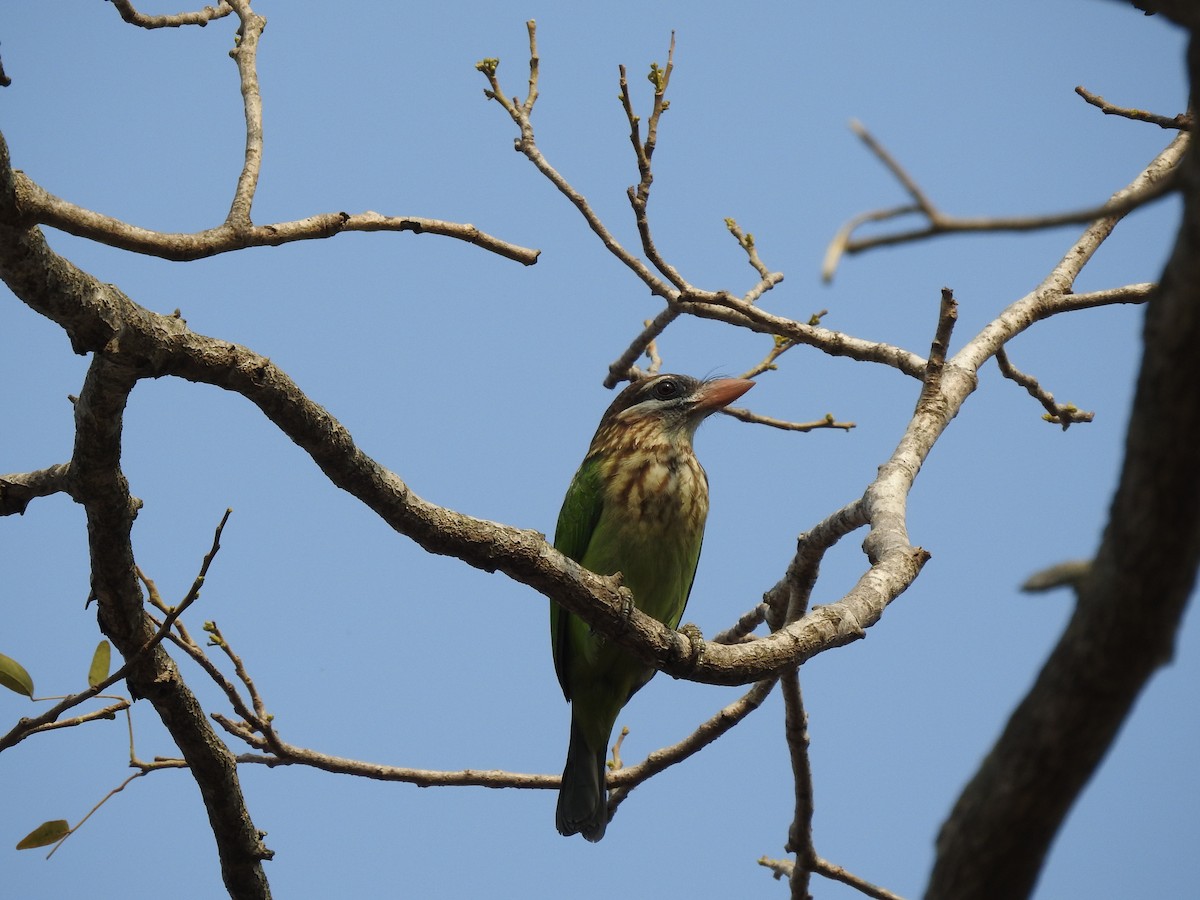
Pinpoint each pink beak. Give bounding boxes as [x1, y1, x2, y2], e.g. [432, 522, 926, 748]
[691, 378, 754, 413]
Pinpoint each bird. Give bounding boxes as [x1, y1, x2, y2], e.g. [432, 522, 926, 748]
[550, 373, 754, 841]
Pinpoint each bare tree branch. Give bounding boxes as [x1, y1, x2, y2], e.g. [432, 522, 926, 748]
[823, 122, 1186, 281]
[606, 676, 778, 812]
[1075, 84, 1192, 129]
[810, 857, 908, 900]
[722, 406, 855, 433]
[2, 16, 1193, 897]
[9, 1, 539, 266]
[109, 0, 233, 29]
[12, 161, 538, 265]
[224, 0, 265, 226]
[477, 27, 673, 295]
[927, 34, 1200, 900]
[782, 669, 815, 900]
[995, 347, 1094, 429]
[479, 22, 787, 388]
[66, 352, 271, 898]
[0, 462, 71, 515]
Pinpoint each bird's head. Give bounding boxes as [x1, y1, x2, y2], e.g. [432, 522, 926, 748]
[590, 374, 754, 453]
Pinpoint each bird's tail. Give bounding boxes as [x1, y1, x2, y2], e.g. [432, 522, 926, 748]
[556, 717, 608, 842]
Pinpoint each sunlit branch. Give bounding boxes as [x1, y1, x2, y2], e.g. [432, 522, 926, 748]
[109, 0, 233, 29]
[224, 0, 266, 225]
[723, 406, 855, 433]
[16, 173, 539, 265]
[823, 122, 1185, 281]
[1075, 84, 1192, 130]
[782, 669, 815, 900]
[995, 348, 1094, 429]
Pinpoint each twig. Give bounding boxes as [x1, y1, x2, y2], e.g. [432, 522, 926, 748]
[20, 702, 128, 737]
[725, 218, 772, 282]
[740, 334, 796, 379]
[758, 855, 905, 900]
[605, 307, 681, 388]
[735, 314, 825, 382]
[911, 288, 959, 419]
[922, 288, 958, 391]
[184, 620, 776, 805]
[643, 328, 663, 376]
[674, 286, 926, 379]
[951, 140, 1185, 382]
[10, 511, 232, 856]
[477, 24, 672, 293]
[823, 123, 1184, 281]
[851, 118, 938, 213]
[782, 668, 815, 900]
[711, 603, 769, 644]
[1043, 282, 1155, 315]
[522, 19, 540, 114]
[723, 406, 855, 433]
[1075, 85, 1192, 130]
[224, 0, 266, 226]
[995, 347, 1094, 429]
[810, 857, 908, 900]
[44, 770, 149, 859]
[606, 677, 778, 819]
[149, 608, 262, 733]
[618, 36, 690, 290]
[609, 726, 630, 771]
[479, 25, 787, 386]
[759, 856, 794, 880]
[205, 622, 272, 727]
[109, 0, 233, 28]
[0, 543, 215, 755]
[1020, 559, 1091, 593]
[782, 668, 903, 900]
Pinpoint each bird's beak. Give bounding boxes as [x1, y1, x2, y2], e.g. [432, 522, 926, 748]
[690, 378, 754, 413]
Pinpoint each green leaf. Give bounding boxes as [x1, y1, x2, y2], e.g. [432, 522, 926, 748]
[87, 640, 111, 688]
[0, 652, 34, 698]
[16, 819, 69, 850]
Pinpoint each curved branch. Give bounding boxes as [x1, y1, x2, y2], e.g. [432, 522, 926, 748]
[824, 123, 1187, 280]
[14, 172, 539, 264]
[110, 0, 233, 29]
[0, 124, 922, 689]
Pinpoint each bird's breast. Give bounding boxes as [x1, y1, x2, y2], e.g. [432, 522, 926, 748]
[601, 448, 709, 535]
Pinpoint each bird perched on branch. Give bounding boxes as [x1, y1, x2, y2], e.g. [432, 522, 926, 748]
[551, 373, 754, 841]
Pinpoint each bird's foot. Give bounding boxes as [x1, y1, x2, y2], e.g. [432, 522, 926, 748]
[677, 622, 707, 672]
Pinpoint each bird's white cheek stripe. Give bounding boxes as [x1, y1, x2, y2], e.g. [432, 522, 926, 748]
[615, 401, 656, 422]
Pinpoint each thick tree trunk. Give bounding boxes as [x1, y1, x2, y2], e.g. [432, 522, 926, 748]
[926, 28, 1200, 900]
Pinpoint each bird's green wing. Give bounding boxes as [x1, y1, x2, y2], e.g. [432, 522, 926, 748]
[550, 454, 605, 700]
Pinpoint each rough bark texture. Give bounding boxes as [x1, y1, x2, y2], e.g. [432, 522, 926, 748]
[926, 30, 1200, 900]
[0, 137, 273, 900]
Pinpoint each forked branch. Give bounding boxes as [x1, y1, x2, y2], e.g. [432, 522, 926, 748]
[823, 120, 1184, 281]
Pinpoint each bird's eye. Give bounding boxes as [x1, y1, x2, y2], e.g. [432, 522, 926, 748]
[651, 378, 681, 400]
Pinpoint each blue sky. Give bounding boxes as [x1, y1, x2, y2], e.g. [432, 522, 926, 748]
[1, 2, 1195, 898]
